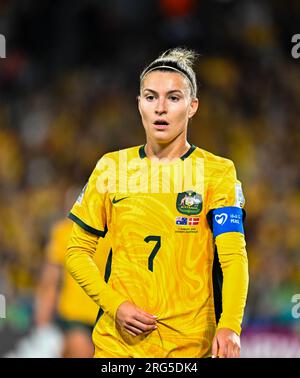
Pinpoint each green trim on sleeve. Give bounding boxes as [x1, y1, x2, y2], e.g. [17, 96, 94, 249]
[68, 212, 107, 237]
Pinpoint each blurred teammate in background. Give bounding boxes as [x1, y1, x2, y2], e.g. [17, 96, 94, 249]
[35, 218, 111, 357]
[66, 47, 249, 358]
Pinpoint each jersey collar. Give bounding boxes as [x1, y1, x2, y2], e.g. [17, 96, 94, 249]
[139, 144, 196, 161]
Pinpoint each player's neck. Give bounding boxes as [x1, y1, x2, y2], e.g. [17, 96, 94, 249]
[144, 138, 191, 161]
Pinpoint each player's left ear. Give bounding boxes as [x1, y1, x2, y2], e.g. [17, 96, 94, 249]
[188, 98, 199, 119]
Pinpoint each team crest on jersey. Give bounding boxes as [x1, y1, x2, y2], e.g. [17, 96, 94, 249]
[176, 191, 202, 215]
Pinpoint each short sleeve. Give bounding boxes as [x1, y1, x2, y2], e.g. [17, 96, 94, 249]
[69, 158, 109, 237]
[207, 160, 245, 212]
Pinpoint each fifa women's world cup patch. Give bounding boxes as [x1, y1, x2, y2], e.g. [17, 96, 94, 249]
[212, 206, 244, 237]
[234, 183, 245, 208]
[76, 183, 88, 204]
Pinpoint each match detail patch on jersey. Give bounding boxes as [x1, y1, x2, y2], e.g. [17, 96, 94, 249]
[175, 216, 200, 226]
[212, 206, 244, 237]
[176, 191, 202, 215]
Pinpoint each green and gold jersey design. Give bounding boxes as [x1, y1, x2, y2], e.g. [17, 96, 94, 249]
[69, 144, 245, 357]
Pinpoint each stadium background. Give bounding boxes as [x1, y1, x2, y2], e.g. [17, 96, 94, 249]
[0, 0, 300, 357]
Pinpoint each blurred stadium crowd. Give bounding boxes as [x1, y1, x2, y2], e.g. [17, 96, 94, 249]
[0, 0, 300, 356]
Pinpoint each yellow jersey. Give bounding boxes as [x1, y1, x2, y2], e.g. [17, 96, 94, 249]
[68, 144, 247, 357]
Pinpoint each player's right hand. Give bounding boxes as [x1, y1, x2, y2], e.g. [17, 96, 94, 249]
[116, 301, 157, 336]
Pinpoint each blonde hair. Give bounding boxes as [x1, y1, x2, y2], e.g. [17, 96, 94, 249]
[140, 47, 199, 98]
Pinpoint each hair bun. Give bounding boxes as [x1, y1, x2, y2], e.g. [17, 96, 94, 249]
[159, 48, 199, 69]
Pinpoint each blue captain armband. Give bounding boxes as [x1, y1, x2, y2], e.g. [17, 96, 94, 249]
[212, 206, 245, 238]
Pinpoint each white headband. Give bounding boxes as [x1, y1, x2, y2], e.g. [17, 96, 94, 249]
[141, 65, 196, 96]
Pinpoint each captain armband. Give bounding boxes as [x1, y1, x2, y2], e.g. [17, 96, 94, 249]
[211, 206, 245, 238]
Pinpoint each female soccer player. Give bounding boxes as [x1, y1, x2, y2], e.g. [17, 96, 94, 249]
[66, 48, 249, 358]
[35, 218, 112, 357]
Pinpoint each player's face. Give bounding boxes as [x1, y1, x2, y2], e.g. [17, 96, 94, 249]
[138, 71, 198, 145]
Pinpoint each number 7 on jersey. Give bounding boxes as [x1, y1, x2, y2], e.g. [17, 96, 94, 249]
[144, 235, 161, 272]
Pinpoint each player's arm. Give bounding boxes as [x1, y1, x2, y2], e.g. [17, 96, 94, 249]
[212, 232, 248, 357]
[34, 223, 65, 326]
[66, 157, 156, 334]
[208, 160, 249, 357]
[66, 223, 126, 319]
[66, 223, 157, 335]
[34, 262, 61, 326]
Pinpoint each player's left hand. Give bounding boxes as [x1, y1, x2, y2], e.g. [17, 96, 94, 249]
[211, 328, 240, 358]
